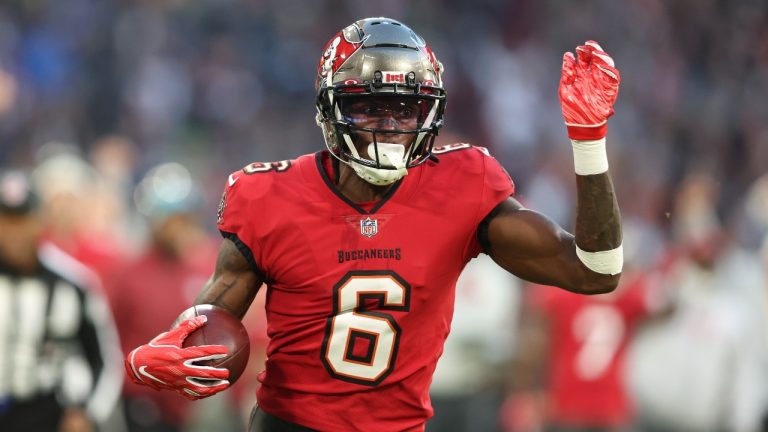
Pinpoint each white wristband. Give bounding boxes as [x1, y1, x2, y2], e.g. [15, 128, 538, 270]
[571, 138, 608, 175]
[576, 244, 624, 275]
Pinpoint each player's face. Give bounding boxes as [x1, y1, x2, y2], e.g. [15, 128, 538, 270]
[341, 96, 424, 158]
[0, 212, 42, 271]
[151, 213, 199, 259]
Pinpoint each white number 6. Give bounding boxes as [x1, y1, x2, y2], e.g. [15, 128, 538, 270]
[321, 271, 410, 386]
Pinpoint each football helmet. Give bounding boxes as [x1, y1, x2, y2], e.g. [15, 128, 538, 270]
[315, 17, 447, 185]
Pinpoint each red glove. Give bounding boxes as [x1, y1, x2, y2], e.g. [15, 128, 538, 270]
[559, 40, 621, 141]
[125, 315, 230, 400]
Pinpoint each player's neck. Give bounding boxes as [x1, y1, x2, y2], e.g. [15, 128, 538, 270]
[336, 163, 393, 204]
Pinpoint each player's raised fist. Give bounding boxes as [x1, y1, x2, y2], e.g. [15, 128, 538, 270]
[125, 315, 231, 400]
[559, 40, 620, 141]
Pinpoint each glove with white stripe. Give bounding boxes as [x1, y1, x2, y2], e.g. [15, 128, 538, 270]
[125, 315, 230, 400]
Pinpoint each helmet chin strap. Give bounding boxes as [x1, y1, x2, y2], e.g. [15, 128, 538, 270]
[342, 135, 409, 186]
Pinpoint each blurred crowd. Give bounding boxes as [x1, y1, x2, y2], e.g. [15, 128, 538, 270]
[0, 0, 767, 431]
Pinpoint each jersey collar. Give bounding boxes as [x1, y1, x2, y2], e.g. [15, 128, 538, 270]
[314, 151, 404, 215]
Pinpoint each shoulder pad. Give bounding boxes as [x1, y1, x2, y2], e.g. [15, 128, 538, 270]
[432, 142, 474, 155]
[240, 160, 293, 175]
[432, 143, 495, 158]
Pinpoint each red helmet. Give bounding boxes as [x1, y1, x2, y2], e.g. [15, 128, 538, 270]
[315, 18, 447, 184]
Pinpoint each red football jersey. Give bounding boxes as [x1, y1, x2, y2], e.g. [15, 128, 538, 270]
[217, 144, 514, 431]
[529, 273, 653, 427]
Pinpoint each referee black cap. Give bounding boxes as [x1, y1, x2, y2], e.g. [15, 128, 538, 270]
[0, 169, 38, 215]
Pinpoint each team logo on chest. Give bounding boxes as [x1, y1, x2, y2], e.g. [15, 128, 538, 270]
[359, 217, 378, 238]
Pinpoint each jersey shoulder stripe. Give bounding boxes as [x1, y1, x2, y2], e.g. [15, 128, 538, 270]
[432, 142, 491, 157]
[428, 143, 514, 192]
[224, 153, 315, 193]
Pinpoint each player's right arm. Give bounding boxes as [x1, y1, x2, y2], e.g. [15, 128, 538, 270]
[193, 238, 263, 319]
[124, 239, 262, 400]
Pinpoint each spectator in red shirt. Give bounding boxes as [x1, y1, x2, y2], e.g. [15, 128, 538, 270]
[106, 163, 219, 432]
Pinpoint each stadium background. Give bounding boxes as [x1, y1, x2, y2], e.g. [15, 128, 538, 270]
[1, 0, 767, 431]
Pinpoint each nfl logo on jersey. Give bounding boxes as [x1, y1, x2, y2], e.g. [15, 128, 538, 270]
[360, 217, 378, 238]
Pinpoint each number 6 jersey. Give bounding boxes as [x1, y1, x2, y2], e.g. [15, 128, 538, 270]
[217, 144, 514, 432]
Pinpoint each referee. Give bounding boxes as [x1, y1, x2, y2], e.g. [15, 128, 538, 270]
[0, 169, 124, 431]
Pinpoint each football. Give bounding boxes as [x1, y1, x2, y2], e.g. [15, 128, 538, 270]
[182, 304, 250, 384]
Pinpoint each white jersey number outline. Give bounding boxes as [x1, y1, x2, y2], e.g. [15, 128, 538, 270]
[243, 160, 291, 174]
[321, 271, 410, 386]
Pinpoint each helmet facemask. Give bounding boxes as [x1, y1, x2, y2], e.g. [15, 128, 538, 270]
[320, 89, 444, 185]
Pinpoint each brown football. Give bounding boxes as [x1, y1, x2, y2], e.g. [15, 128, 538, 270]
[182, 304, 250, 384]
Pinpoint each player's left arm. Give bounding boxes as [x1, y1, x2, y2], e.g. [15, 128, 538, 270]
[484, 41, 622, 294]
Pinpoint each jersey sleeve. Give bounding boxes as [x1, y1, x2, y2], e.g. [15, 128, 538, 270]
[216, 170, 268, 279]
[468, 147, 516, 257]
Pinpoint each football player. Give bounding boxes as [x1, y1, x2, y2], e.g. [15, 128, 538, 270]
[126, 17, 623, 432]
